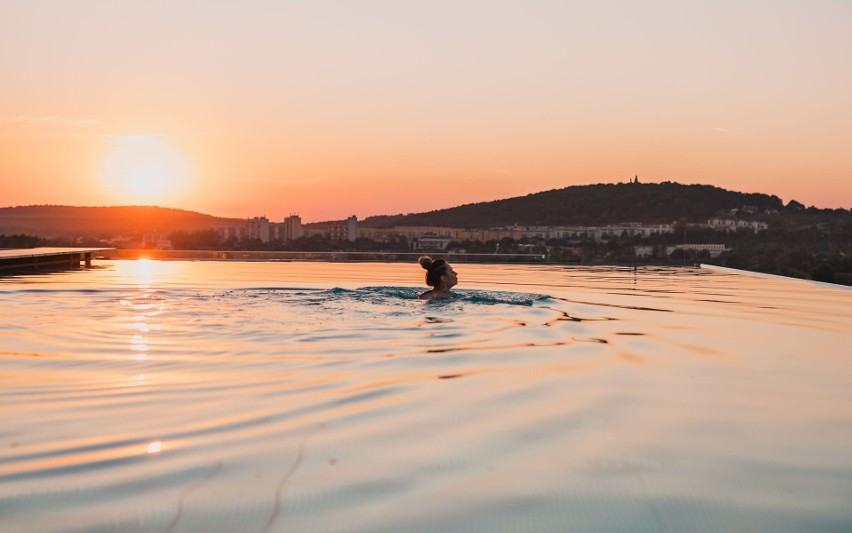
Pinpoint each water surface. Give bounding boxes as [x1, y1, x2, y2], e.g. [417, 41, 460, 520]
[1, 261, 851, 532]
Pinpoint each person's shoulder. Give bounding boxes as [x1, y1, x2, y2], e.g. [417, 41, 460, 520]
[420, 290, 451, 301]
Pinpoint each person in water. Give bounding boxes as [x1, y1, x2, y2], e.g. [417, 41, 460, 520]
[418, 256, 459, 300]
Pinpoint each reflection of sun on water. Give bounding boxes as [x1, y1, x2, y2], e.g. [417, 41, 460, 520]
[131, 259, 158, 287]
[146, 441, 162, 454]
[98, 136, 194, 205]
[130, 334, 148, 353]
[125, 260, 165, 360]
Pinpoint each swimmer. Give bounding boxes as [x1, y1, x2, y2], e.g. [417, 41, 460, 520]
[418, 256, 458, 300]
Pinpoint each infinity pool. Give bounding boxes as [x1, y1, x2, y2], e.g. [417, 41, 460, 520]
[1, 261, 851, 532]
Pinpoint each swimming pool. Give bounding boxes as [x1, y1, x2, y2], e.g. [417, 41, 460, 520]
[1, 261, 851, 532]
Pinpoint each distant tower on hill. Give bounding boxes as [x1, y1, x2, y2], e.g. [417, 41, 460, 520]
[633, 175, 639, 184]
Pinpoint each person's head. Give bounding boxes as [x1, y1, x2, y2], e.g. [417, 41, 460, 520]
[419, 256, 458, 290]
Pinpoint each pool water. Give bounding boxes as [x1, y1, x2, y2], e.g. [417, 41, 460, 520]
[1, 261, 851, 532]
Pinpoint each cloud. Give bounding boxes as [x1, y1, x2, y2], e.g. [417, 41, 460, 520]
[713, 127, 740, 135]
[6, 115, 98, 128]
[109, 134, 164, 145]
[2, 115, 102, 138]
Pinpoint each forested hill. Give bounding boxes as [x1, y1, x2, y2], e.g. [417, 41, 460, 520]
[0, 205, 241, 238]
[361, 182, 787, 228]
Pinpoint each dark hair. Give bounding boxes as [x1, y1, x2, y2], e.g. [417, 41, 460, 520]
[419, 256, 448, 288]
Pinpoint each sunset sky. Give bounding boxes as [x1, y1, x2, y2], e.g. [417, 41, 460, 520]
[1, 0, 850, 222]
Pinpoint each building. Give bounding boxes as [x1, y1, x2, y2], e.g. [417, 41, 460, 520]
[283, 215, 302, 241]
[305, 216, 358, 241]
[360, 226, 453, 243]
[666, 244, 729, 258]
[498, 223, 674, 242]
[451, 228, 515, 242]
[707, 218, 768, 233]
[218, 214, 302, 244]
[270, 215, 302, 242]
[356, 222, 677, 248]
[269, 223, 284, 241]
[412, 234, 453, 251]
[217, 224, 248, 241]
[247, 217, 270, 243]
[328, 216, 357, 241]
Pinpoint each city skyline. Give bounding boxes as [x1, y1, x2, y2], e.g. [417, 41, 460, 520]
[2, 1, 851, 221]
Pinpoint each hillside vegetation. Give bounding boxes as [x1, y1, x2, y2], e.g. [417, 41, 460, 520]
[0, 205, 241, 239]
[362, 182, 787, 228]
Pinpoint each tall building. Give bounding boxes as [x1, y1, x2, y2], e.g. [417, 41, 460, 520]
[345, 215, 357, 241]
[247, 216, 270, 243]
[284, 215, 302, 241]
[270, 215, 302, 242]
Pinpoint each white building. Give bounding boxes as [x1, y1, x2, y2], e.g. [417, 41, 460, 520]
[511, 223, 675, 241]
[413, 235, 453, 251]
[666, 244, 729, 257]
[707, 218, 768, 233]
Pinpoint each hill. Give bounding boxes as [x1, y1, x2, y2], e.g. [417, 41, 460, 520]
[361, 182, 787, 228]
[0, 205, 242, 239]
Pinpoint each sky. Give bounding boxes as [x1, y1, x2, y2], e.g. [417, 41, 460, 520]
[1, 0, 851, 222]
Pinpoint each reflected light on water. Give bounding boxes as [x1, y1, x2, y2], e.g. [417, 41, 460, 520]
[121, 261, 167, 360]
[146, 441, 162, 454]
[131, 259, 158, 287]
[130, 334, 148, 352]
[2, 262, 851, 533]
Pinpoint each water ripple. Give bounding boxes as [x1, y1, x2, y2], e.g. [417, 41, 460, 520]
[1, 261, 851, 532]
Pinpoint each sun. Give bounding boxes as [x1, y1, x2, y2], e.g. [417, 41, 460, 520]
[98, 136, 194, 205]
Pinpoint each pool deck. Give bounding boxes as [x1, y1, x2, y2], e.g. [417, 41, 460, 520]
[0, 247, 115, 271]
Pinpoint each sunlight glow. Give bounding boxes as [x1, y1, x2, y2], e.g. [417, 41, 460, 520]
[131, 259, 157, 286]
[98, 136, 194, 205]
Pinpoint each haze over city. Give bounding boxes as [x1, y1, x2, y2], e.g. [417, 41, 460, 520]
[1, 0, 850, 222]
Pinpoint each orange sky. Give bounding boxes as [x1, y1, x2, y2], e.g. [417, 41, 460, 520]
[1, 1, 850, 222]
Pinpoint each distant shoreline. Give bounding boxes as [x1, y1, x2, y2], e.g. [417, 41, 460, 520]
[102, 249, 547, 263]
[99, 249, 693, 267]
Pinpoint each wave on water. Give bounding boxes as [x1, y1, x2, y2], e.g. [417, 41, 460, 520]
[2, 285, 551, 308]
[235, 286, 551, 307]
[4, 263, 852, 532]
